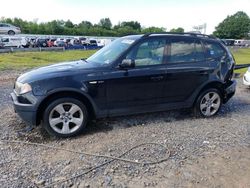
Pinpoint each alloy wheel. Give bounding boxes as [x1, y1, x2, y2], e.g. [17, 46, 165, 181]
[49, 102, 84, 134]
[200, 92, 221, 116]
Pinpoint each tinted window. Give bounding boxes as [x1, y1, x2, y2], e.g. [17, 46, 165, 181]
[169, 39, 196, 63]
[0, 24, 8, 27]
[205, 41, 227, 59]
[127, 38, 166, 66]
[2, 38, 9, 42]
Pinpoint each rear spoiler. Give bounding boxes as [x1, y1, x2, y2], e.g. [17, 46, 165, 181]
[234, 64, 250, 70]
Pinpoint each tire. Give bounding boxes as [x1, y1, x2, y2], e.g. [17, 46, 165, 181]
[42, 98, 88, 138]
[8, 30, 15, 35]
[194, 88, 222, 118]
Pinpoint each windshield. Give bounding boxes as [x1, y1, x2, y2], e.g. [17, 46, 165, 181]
[87, 36, 140, 65]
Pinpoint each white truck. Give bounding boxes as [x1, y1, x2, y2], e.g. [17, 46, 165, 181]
[1, 37, 28, 48]
[234, 40, 250, 47]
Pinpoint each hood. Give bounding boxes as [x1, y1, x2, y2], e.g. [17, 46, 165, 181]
[17, 60, 98, 83]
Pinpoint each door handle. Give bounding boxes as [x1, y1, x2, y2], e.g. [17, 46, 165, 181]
[150, 76, 164, 81]
[199, 71, 208, 75]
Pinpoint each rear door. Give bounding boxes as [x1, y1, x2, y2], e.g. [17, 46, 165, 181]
[162, 36, 211, 103]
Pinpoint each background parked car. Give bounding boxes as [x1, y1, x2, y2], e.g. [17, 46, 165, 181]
[54, 40, 66, 47]
[0, 23, 21, 35]
[221, 39, 235, 46]
[241, 40, 250, 47]
[1, 37, 28, 48]
[54, 38, 64, 46]
[47, 38, 56, 47]
[97, 39, 113, 47]
[35, 38, 49, 47]
[88, 39, 97, 46]
[26, 37, 37, 48]
[234, 40, 250, 46]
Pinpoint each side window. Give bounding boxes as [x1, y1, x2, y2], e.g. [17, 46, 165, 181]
[2, 38, 9, 42]
[169, 39, 196, 63]
[126, 38, 166, 66]
[205, 41, 227, 60]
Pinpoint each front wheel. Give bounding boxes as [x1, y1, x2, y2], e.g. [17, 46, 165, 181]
[194, 88, 222, 117]
[43, 98, 88, 137]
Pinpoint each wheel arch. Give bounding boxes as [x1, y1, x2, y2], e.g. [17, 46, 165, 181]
[193, 81, 225, 107]
[8, 30, 15, 35]
[36, 90, 97, 125]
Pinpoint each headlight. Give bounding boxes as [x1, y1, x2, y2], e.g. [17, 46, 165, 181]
[15, 82, 32, 95]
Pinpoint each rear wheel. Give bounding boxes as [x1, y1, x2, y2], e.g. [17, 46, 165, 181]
[194, 88, 222, 117]
[43, 98, 88, 137]
[8, 30, 15, 35]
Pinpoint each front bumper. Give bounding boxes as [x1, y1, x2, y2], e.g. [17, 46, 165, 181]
[224, 80, 237, 103]
[11, 92, 37, 126]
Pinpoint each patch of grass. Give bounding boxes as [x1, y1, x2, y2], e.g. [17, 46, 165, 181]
[0, 50, 96, 71]
[231, 48, 250, 74]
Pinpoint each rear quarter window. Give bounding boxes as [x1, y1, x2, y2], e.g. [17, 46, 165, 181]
[205, 41, 227, 60]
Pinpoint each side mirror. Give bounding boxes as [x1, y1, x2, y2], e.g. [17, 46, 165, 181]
[119, 59, 135, 69]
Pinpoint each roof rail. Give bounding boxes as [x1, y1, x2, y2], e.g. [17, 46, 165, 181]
[142, 32, 216, 39]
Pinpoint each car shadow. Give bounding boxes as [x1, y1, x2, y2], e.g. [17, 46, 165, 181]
[83, 109, 193, 135]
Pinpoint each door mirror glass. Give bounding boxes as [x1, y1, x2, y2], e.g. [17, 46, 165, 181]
[119, 59, 135, 69]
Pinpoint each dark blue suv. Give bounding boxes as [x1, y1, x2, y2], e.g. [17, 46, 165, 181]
[11, 33, 236, 137]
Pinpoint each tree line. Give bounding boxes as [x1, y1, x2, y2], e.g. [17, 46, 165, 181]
[213, 11, 250, 39]
[0, 17, 179, 36]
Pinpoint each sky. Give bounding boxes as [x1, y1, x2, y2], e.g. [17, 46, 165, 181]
[1, 0, 250, 34]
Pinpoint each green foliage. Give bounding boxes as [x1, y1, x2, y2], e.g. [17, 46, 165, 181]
[121, 21, 141, 31]
[170, 27, 184, 33]
[65, 20, 74, 28]
[98, 18, 112, 30]
[213, 11, 250, 39]
[142, 27, 166, 33]
[0, 17, 164, 37]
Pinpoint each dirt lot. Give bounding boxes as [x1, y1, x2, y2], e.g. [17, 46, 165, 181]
[0, 70, 250, 188]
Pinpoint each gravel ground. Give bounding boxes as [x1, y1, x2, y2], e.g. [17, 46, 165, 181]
[0, 70, 250, 188]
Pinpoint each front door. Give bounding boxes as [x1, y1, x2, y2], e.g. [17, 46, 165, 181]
[106, 37, 168, 114]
